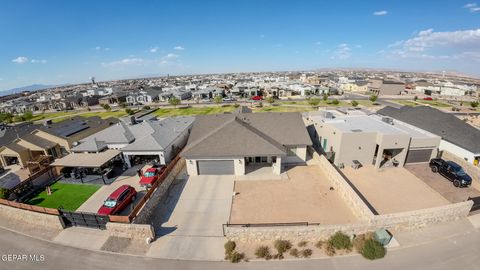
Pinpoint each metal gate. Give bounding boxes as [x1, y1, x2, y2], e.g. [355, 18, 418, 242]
[59, 209, 110, 229]
[469, 196, 480, 212]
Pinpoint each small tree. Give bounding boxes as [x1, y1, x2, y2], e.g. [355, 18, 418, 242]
[470, 101, 479, 108]
[214, 95, 223, 105]
[102, 104, 111, 111]
[413, 96, 418, 101]
[266, 96, 275, 104]
[125, 108, 135, 115]
[369, 95, 378, 103]
[331, 99, 340, 105]
[22, 110, 33, 121]
[308, 98, 321, 107]
[119, 102, 127, 108]
[351, 100, 359, 107]
[143, 105, 151, 110]
[168, 97, 181, 107]
[322, 93, 328, 101]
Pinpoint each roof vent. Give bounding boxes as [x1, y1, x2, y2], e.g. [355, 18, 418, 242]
[381, 117, 394, 125]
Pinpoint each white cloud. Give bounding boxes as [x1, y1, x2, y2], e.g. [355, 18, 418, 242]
[95, 46, 110, 51]
[174, 46, 185, 50]
[384, 28, 480, 61]
[331, 43, 351, 59]
[102, 58, 144, 67]
[12, 56, 29, 64]
[159, 53, 180, 64]
[463, 3, 480, 12]
[31, 59, 47, 64]
[95, 46, 101, 51]
[105, 47, 110, 51]
[373, 10, 388, 16]
[259, 34, 265, 38]
[149, 46, 159, 53]
[315, 41, 322, 45]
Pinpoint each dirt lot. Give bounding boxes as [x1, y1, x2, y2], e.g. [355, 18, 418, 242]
[229, 165, 357, 224]
[342, 166, 450, 214]
[405, 164, 480, 203]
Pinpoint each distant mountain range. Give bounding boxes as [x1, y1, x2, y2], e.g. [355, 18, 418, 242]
[0, 84, 55, 96]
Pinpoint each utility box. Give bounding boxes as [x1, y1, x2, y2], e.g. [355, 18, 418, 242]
[374, 229, 392, 246]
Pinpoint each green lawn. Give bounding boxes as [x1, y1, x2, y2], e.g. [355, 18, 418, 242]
[26, 182, 101, 211]
[30, 111, 79, 122]
[415, 100, 451, 107]
[394, 100, 419, 107]
[256, 106, 315, 113]
[51, 110, 129, 123]
[153, 105, 236, 117]
[355, 100, 379, 107]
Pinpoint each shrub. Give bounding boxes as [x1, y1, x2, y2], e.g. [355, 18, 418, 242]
[329, 232, 352, 250]
[325, 242, 336, 256]
[369, 95, 378, 102]
[322, 93, 328, 101]
[266, 96, 275, 104]
[308, 98, 321, 107]
[314, 240, 324, 249]
[471, 101, 479, 108]
[224, 240, 236, 256]
[254, 246, 270, 259]
[361, 239, 386, 260]
[265, 254, 273, 260]
[274, 240, 292, 255]
[331, 99, 340, 105]
[301, 249, 313, 258]
[351, 100, 358, 107]
[125, 108, 135, 115]
[233, 103, 240, 108]
[413, 96, 418, 101]
[102, 104, 111, 111]
[353, 234, 370, 252]
[0, 188, 11, 199]
[229, 251, 245, 263]
[143, 105, 151, 110]
[297, 241, 308, 248]
[289, 248, 299, 258]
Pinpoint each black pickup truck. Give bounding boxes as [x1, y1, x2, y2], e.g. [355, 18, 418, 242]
[429, 158, 472, 187]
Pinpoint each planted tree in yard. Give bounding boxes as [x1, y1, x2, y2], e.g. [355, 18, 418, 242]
[331, 99, 340, 105]
[102, 104, 111, 111]
[266, 96, 275, 104]
[308, 98, 321, 107]
[322, 93, 328, 101]
[351, 100, 359, 107]
[369, 95, 378, 103]
[471, 101, 479, 108]
[125, 108, 135, 115]
[143, 105, 151, 110]
[214, 95, 223, 105]
[22, 110, 33, 121]
[168, 97, 181, 108]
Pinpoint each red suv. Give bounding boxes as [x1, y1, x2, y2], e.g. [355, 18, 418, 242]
[251, 95, 263, 100]
[97, 185, 137, 215]
[423, 97, 433, 100]
[139, 167, 166, 188]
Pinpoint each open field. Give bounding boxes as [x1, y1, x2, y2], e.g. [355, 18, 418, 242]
[26, 182, 101, 211]
[394, 100, 418, 107]
[153, 105, 236, 117]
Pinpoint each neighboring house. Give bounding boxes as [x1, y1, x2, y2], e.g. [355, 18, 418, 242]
[378, 106, 480, 166]
[126, 87, 162, 105]
[0, 116, 118, 169]
[159, 88, 192, 101]
[342, 81, 369, 93]
[181, 110, 312, 176]
[306, 109, 441, 169]
[71, 116, 195, 167]
[98, 91, 128, 105]
[368, 79, 405, 96]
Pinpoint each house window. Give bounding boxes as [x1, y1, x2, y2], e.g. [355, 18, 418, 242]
[287, 147, 297, 156]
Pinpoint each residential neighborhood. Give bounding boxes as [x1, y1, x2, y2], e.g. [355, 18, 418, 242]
[1, 1, 480, 269]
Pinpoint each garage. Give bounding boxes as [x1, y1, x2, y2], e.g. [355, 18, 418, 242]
[197, 160, 234, 175]
[405, 148, 433, 164]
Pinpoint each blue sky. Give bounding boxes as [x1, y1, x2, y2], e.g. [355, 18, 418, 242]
[1, 0, 479, 91]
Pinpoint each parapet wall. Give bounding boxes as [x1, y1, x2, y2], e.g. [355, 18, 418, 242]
[0, 204, 64, 231]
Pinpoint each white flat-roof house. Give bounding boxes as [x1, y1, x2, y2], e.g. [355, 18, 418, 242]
[306, 109, 441, 169]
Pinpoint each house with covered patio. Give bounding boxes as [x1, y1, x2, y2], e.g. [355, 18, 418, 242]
[181, 110, 312, 176]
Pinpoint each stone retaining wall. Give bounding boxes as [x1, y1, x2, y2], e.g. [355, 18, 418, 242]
[105, 222, 155, 241]
[311, 152, 376, 220]
[133, 158, 186, 224]
[0, 204, 63, 231]
[225, 200, 473, 242]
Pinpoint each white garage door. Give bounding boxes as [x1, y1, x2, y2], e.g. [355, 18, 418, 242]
[406, 149, 433, 164]
[197, 160, 234, 175]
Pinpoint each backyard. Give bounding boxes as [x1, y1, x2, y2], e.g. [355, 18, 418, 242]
[26, 182, 101, 211]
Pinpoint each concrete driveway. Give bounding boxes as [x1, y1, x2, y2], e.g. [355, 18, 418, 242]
[148, 174, 234, 260]
[76, 165, 147, 215]
[405, 164, 480, 203]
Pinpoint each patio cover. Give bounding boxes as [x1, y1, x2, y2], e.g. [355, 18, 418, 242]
[50, 149, 121, 168]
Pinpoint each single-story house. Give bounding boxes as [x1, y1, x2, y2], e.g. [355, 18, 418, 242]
[71, 116, 195, 167]
[181, 110, 312, 176]
[378, 106, 480, 166]
[306, 109, 441, 169]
